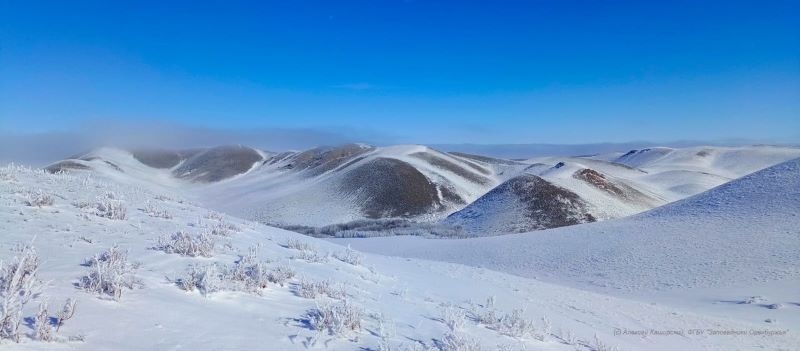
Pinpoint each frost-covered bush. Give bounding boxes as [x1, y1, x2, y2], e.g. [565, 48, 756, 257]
[285, 238, 316, 251]
[285, 239, 329, 262]
[493, 309, 536, 338]
[204, 211, 225, 221]
[95, 199, 127, 220]
[227, 253, 271, 294]
[34, 302, 53, 342]
[334, 245, 363, 266]
[470, 296, 499, 325]
[557, 328, 578, 345]
[742, 295, 767, 304]
[437, 332, 482, 351]
[279, 219, 468, 239]
[178, 254, 293, 296]
[210, 220, 240, 237]
[200, 212, 241, 236]
[538, 316, 551, 341]
[297, 278, 347, 300]
[440, 303, 466, 332]
[306, 299, 363, 336]
[24, 189, 55, 207]
[469, 297, 538, 339]
[0, 244, 42, 342]
[266, 265, 296, 286]
[143, 201, 172, 219]
[79, 246, 139, 301]
[0, 168, 18, 182]
[178, 263, 224, 296]
[294, 248, 329, 263]
[154, 231, 215, 257]
[56, 298, 77, 332]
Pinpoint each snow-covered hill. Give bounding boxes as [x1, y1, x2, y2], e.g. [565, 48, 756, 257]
[445, 146, 800, 235]
[44, 145, 800, 236]
[49, 144, 517, 227]
[443, 174, 597, 234]
[337, 158, 800, 329]
[2, 162, 797, 350]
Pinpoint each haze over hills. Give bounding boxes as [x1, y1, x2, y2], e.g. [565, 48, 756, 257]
[42, 143, 800, 236]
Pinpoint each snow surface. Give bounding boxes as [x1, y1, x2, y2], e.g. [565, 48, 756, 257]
[2, 161, 798, 349]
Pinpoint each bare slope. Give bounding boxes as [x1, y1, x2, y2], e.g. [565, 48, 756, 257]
[445, 174, 595, 234]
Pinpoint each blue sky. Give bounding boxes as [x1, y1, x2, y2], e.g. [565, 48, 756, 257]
[1, 0, 798, 145]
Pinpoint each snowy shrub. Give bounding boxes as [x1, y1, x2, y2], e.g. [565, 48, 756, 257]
[178, 254, 291, 296]
[376, 315, 397, 351]
[334, 245, 363, 266]
[153, 194, 173, 202]
[439, 303, 466, 332]
[280, 219, 468, 239]
[286, 239, 329, 263]
[470, 296, 499, 325]
[24, 189, 55, 207]
[266, 265, 296, 286]
[469, 297, 539, 339]
[437, 331, 482, 351]
[0, 244, 42, 342]
[56, 298, 77, 332]
[210, 220, 240, 237]
[143, 201, 172, 219]
[34, 302, 53, 342]
[557, 328, 577, 345]
[95, 199, 127, 220]
[0, 168, 17, 182]
[72, 200, 93, 209]
[79, 246, 139, 301]
[178, 263, 224, 296]
[493, 309, 536, 338]
[767, 303, 784, 309]
[538, 316, 551, 341]
[297, 278, 319, 299]
[296, 278, 347, 300]
[204, 211, 225, 221]
[294, 248, 329, 263]
[227, 253, 271, 294]
[306, 299, 363, 336]
[742, 295, 767, 304]
[154, 231, 215, 257]
[593, 334, 620, 351]
[285, 238, 316, 251]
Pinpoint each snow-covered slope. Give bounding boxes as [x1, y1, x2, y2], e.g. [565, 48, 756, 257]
[226, 144, 507, 226]
[340, 157, 800, 290]
[6, 165, 796, 350]
[46, 144, 520, 227]
[44, 145, 800, 236]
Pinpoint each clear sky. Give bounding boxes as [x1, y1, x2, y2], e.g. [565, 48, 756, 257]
[1, 0, 798, 145]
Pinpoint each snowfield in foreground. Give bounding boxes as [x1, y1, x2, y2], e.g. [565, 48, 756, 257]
[1, 165, 797, 350]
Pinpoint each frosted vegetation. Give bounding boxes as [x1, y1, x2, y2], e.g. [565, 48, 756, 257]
[279, 218, 467, 239]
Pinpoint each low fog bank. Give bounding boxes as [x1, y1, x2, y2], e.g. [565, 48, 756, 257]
[2, 120, 792, 166]
[0, 121, 384, 167]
